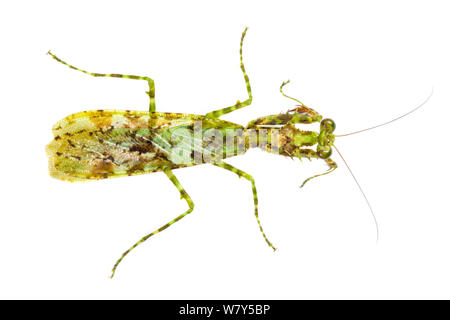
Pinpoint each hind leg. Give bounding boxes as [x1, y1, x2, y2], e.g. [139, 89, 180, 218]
[47, 51, 156, 113]
[110, 168, 195, 278]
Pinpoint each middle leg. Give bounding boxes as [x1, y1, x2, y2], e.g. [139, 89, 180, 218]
[212, 161, 276, 251]
[205, 27, 253, 119]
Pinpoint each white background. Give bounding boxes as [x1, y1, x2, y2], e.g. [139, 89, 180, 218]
[0, 0, 449, 299]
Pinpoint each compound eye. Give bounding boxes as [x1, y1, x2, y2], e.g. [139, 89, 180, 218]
[321, 118, 336, 133]
[317, 145, 332, 159]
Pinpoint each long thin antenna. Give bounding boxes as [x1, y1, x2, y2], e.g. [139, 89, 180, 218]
[336, 87, 433, 137]
[333, 144, 379, 243]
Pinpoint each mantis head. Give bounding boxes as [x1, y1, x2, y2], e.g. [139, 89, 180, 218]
[316, 118, 336, 158]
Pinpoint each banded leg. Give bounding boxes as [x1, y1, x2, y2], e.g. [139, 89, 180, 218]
[212, 161, 276, 251]
[300, 156, 337, 188]
[280, 80, 320, 117]
[110, 168, 194, 278]
[246, 110, 323, 128]
[246, 81, 323, 128]
[47, 51, 156, 113]
[205, 27, 253, 118]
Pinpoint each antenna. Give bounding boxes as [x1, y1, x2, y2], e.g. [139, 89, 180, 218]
[336, 88, 433, 137]
[333, 144, 379, 242]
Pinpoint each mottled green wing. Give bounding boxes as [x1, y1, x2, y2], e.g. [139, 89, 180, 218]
[46, 110, 244, 181]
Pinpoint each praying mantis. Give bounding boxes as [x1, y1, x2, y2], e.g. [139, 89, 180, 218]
[46, 27, 431, 278]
